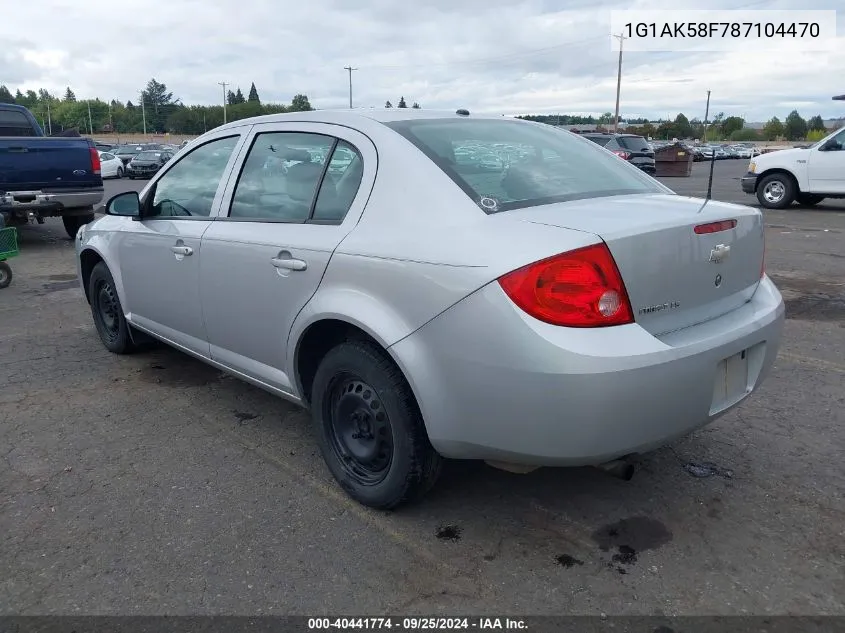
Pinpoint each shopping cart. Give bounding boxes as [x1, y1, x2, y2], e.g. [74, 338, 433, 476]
[0, 226, 20, 289]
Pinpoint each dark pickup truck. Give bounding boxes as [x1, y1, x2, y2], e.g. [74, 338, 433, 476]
[0, 103, 103, 238]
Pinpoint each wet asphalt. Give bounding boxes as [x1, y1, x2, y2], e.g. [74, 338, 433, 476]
[1, 160, 844, 615]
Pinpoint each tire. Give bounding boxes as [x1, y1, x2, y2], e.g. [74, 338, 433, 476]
[88, 262, 137, 354]
[796, 194, 825, 206]
[311, 340, 442, 509]
[117, 167, 124, 179]
[0, 262, 11, 289]
[756, 173, 796, 209]
[62, 212, 95, 239]
[128, 174, 135, 180]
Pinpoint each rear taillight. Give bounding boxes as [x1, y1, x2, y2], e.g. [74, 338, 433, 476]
[612, 150, 631, 160]
[498, 243, 634, 328]
[89, 148, 101, 175]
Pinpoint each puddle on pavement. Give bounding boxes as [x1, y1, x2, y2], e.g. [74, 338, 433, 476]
[436, 524, 462, 542]
[554, 554, 584, 568]
[768, 274, 845, 323]
[784, 296, 845, 322]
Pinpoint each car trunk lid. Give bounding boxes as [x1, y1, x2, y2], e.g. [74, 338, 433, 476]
[502, 193, 765, 336]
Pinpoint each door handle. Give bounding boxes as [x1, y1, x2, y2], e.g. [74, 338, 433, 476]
[271, 257, 307, 271]
[170, 245, 193, 256]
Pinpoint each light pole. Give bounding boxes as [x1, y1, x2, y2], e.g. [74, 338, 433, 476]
[139, 91, 147, 135]
[612, 34, 627, 133]
[344, 66, 357, 109]
[218, 82, 229, 123]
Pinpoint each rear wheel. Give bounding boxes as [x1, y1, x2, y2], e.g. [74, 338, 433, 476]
[117, 167, 124, 178]
[88, 262, 138, 354]
[756, 173, 796, 209]
[796, 193, 825, 206]
[0, 262, 11, 289]
[63, 212, 95, 239]
[311, 340, 442, 509]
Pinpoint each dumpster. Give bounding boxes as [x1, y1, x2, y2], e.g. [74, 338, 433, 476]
[654, 143, 693, 177]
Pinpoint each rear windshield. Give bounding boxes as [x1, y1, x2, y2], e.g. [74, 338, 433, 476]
[116, 146, 141, 154]
[385, 119, 663, 213]
[0, 109, 37, 136]
[617, 136, 651, 151]
[583, 135, 613, 147]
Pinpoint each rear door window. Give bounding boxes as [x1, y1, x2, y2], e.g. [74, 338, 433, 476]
[228, 132, 335, 222]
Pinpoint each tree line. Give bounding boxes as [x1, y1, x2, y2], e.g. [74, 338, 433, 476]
[0, 79, 313, 136]
[0, 79, 835, 141]
[519, 110, 835, 142]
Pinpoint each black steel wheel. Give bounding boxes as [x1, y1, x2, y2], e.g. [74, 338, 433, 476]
[88, 262, 137, 354]
[311, 340, 442, 509]
[325, 375, 395, 486]
[0, 261, 11, 289]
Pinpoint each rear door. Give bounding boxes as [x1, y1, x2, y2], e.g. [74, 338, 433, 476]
[199, 122, 374, 394]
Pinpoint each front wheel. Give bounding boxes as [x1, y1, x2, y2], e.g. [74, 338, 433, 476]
[88, 262, 138, 354]
[311, 340, 442, 509]
[796, 194, 825, 206]
[756, 173, 796, 209]
[62, 212, 95, 239]
[0, 261, 11, 289]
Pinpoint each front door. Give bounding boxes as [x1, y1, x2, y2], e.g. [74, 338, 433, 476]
[808, 129, 845, 194]
[118, 132, 246, 356]
[199, 123, 373, 394]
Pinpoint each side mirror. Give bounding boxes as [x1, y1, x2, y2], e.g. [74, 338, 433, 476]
[106, 191, 141, 217]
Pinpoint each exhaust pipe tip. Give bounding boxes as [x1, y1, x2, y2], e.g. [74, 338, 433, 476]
[596, 458, 636, 481]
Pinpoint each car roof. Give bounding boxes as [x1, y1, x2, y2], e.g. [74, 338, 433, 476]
[213, 109, 509, 134]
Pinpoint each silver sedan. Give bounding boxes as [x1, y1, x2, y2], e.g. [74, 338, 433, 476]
[75, 110, 785, 509]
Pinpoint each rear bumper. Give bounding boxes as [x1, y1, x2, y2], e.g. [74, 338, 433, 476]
[741, 174, 757, 194]
[391, 277, 784, 466]
[0, 188, 103, 215]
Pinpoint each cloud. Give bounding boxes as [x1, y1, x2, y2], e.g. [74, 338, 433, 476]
[1, 0, 843, 121]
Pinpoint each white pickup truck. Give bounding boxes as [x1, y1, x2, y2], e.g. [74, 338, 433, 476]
[741, 126, 845, 209]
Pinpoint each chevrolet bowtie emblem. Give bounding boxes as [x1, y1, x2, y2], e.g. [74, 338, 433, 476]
[709, 244, 731, 263]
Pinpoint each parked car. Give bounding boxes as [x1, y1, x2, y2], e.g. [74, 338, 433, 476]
[76, 109, 784, 509]
[94, 142, 115, 153]
[741, 125, 845, 209]
[126, 150, 174, 179]
[113, 145, 145, 165]
[113, 143, 163, 165]
[98, 151, 125, 179]
[581, 133, 656, 174]
[0, 103, 103, 238]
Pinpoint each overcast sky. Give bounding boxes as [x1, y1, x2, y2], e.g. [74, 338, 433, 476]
[2, 0, 843, 121]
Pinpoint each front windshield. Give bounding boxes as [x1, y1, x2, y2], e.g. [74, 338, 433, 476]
[386, 118, 666, 213]
[136, 151, 161, 160]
